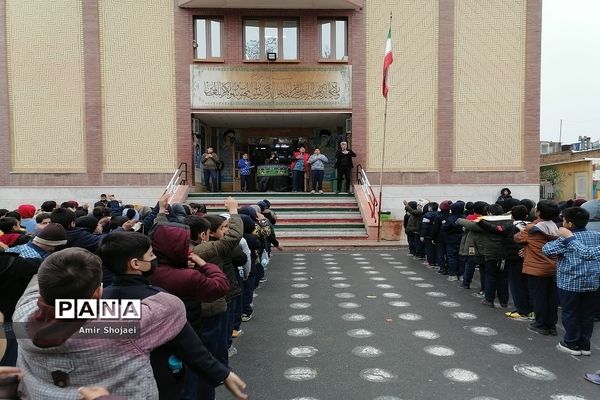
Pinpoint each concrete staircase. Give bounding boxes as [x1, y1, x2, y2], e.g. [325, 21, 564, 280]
[186, 192, 370, 247]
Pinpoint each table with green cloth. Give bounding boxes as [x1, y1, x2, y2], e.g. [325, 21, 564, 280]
[256, 164, 290, 192]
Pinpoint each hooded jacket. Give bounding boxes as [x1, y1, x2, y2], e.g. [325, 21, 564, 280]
[439, 202, 465, 244]
[514, 219, 558, 277]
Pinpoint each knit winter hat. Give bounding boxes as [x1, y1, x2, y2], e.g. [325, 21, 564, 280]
[417, 199, 429, 208]
[18, 204, 37, 219]
[573, 198, 587, 207]
[75, 216, 99, 232]
[256, 201, 267, 212]
[33, 223, 67, 247]
[439, 200, 453, 212]
[262, 199, 271, 209]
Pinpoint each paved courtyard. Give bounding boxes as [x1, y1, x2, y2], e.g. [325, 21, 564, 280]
[219, 250, 599, 400]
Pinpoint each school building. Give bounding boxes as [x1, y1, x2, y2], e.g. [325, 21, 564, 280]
[0, 0, 541, 213]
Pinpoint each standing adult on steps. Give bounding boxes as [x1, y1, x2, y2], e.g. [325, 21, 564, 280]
[290, 147, 310, 192]
[334, 141, 356, 194]
[202, 147, 220, 192]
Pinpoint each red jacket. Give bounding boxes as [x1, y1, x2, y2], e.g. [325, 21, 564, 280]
[290, 151, 310, 171]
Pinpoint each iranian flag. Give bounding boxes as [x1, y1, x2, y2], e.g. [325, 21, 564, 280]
[382, 28, 393, 98]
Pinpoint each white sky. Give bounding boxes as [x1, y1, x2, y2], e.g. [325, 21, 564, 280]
[541, 0, 600, 144]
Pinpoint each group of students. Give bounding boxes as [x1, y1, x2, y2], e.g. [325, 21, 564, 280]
[0, 193, 282, 399]
[404, 190, 600, 383]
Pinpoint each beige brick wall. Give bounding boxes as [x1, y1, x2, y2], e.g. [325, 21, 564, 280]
[99, 0, 177, 173]
[6, 0, 86, 173]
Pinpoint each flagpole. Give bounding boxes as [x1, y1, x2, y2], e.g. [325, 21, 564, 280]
[377, 12, 392, 242]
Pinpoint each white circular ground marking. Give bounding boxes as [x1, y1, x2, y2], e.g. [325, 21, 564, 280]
[370, 277, 387, 281]
[376, 284, 394, 289]
[382, 293, 402, 298]
[513, 364, 556, 381]
[398, 313, 423, 321]
[323, 258, 336, 261]
[491, 343, 523, 354]
[388, 261, 403, 265]
[354, 257, 367, 261]
[360, 368, 397, 383]
[287, 328, 314, 337]
[290, 302, 311, 309]
[293, 258, 305, 261]
[293, 262, 306, 265]
[341, 313, 365, 321]
[379, 253, 392, 256]
[326, 266, 341, 270]
[291, 398, 320, 400]
[292, 266, 307, 270]
[290, 293, 310, 299]
[393, 266, 408, 270]
[292, 283, 309, 288]
[374, 397, 401, 400]
[424, 345, 455, 357]
[330, 277, 347, 281]
[470, 397, 500, 400]
[438, 301, 461, 307]
[284, 367, 317, 381]
[325, 262, 339, 265]
[292, 277, 308, 281]
[360, 266, 374, 270]
[351, 253, 363, 256]
[332, 283, 351, 288]
[339, 302, 361, 308]
[357, 261, 371, 264]
[550, 395, 588, 400]
[335, 292, 356, 298]
[415, 283, 434, 288]
[388, 301, 411, 307]
[289, 315, 313, 322]
[452, 312, 478, 320]
[322, 253, 333, 257]
[352, 346, 383, 357]
[407, 277, 424, 281]
[294, 253, 305, 256]
[287, 346, 319, 358]
[292, 271, 307, 275]
[413, 330, 440, 340]
[365, 271, 381, 275]
[425, 291, 447, 297]
[443, 368, 479, 383]
[328, 271, 343, 275]
[347, 329, 374, 338]
[469, 326, 497, 336]
[400, 271, 417, 275]
[383, 257, 395, 260]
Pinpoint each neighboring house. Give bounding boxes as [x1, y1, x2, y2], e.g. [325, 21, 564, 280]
[540, 149, 600, 201]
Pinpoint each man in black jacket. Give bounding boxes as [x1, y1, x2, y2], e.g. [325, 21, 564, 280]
[334, 141, 356, 194]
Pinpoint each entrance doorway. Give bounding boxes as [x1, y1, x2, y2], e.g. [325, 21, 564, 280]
[192, 112, 351, 192]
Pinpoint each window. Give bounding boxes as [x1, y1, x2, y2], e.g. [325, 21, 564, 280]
[319, 18, 348, 61]
[244, 19, 298, 61]
[194, 17, 223, 60]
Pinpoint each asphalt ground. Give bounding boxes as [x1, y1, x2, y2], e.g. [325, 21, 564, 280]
[217, 250, 600, 400]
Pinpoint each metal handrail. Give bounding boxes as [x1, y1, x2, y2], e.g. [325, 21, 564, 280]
[165, 162, 188, 194]
[356, 164, 378, 222]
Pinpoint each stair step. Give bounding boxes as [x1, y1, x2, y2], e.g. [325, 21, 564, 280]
[277, 230, 368, 238]
[188, 192, 355, 198]
[208, 207, 360, 213]
[275, 223, 365, 229]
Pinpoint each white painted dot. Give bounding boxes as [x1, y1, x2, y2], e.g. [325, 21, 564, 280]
[365, 271, 380, 275]
[469, 326, 497, 336]
[389, 261, 403, 265]
[415, 283, 434, 288]
[328, 271, 343, 275]
[398, 313, 423, 321]
[383, 257, 395, 260]
[354, 258, 367, 261]
[357, 261, 371, 264]
[323, 258, 336, 261]
[388, 301, 411, 307]
[491, 343, 523, 354]
[370, 277, 387, 281]
[347, 329, 374, 338]
[351, 253, 363, 256]
[292, 266, 306, 270]
[287, 328, 314, 337]
[550, 395, 588, 400]
[379, 253, 392, 256]
[452, 312, 478, 320]
[382, 293, 402, 298]
[360, 368, 397, 383]
[360, 266, 374, 270]
[330, 277, 347, 281]
[292, 271, 307, 275]
[289, 315, 312, 322]
[374, 397, 401, 400]
[325, 262, 339, 265]
[284, 367, 317, 381]
[438, 301, 461, 307]
[287, 346, 319, 358]
[352, 346, 383, 357]
[393, 265, 408, 269]
[425, 292, 447, 297]
[294, 253, 305, 256]
[339, 302, 361, 309]
[292, 277, 308, 281]
[335, 292, 356, 298]
[292, 283, 309, 288]
[443, 368, 479, 383]
[332, 283, 351, 288]
[293, 262, 306, 265]
[424, 345, 455, 357]
[291, 398, 320, 400]
[290, 302, 311, 309]
[376, 284, 394, 289]
[341, 313, 365, 321]
[470, 397, 500, 400]
[407, 277, 424, 281]
[513, 364, 556, 381]
[322, 253, 333, 257]
[326, 266, 341, 270]
[413, 330, 440, 340]
[290, 293, 310, 299]
[400, 271, 417, 275]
